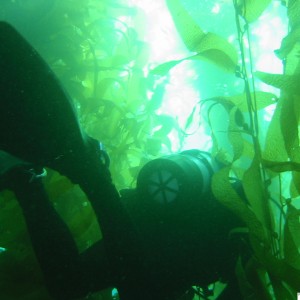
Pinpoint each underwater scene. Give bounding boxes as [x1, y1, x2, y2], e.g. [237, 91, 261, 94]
[0, 0, 300, 299]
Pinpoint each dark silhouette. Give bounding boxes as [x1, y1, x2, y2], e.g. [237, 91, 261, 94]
[0, 21, 245, 300]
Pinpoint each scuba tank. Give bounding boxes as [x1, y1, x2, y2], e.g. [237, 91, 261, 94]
[135, 149, 219, 220]
[122, 150, 244, 288]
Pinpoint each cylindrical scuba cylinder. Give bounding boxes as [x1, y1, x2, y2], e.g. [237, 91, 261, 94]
[130, 150, 244, 286]
[136, 149, 218, 220]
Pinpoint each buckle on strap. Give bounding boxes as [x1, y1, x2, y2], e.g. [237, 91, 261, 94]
[28, 167, 47, 183]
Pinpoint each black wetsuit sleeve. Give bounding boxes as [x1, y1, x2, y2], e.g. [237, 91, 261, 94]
[11, 170, 115, 300]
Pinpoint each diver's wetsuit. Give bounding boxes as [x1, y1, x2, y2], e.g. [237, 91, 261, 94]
[0, 21, 244, 300]
[1, 155, 243, 300]
[1, 157, 147, 300]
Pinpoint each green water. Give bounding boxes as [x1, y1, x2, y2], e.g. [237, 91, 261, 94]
[0, 1, 299, 299]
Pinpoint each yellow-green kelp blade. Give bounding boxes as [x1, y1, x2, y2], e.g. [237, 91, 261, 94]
[165, 0, 238, 73]
[235, 0, 272, 23]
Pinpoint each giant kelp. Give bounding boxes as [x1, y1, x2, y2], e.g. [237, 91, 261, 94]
[157, 0, 300, 299]
[253, 6, 300, 291]
[0, 0, 299, 300]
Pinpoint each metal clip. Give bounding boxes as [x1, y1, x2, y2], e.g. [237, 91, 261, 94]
[28, 167, 47, 183]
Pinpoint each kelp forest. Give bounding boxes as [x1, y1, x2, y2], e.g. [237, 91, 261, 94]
[0, 0, 300, 299]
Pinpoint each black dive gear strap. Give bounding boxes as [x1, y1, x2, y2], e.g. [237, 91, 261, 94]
[0, 150, 47, 191]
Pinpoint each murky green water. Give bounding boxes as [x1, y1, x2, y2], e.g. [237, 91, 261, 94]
[0, 1, 299, 299]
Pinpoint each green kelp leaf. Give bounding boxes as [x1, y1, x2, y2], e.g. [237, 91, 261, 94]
[184, 105, 197, 132]
[192, 33, 238, 73]
[275, 27, 300, 60]
[242, 158, 270, 229]
[284, 203, 300, 270]
[230, 92, 277, 112]
[250, 226, 300, 294]
[280, 94, 300, 162]
[150, 58, 185, 76]
[271, 278, 297, 300]
[228, 107, 244, 161]
[204, 100, 228, 160]
[166, 0, 205, 51]
[203, 99, 252, 164]
[242, 257, 276, 300]
[263, 92, 300, 203]
[204, 92, 276, 114]
[46, 175, 102, 252]
[152, 33, 239, 75]
[291, 171, 300, 198]
[278, 93, 300, 198]
[231, 139, 255, 176]
[235, 257, 257, 299]
[150, 53, 206, 76]
[235, 0, 272, 23]
[212, 167, 267, 244]
[250, 236, 300, 292]
[288, 0, 300, 29]
[166, 0, 238, 72]
[263, 160, 300, 172]
[255, 71, 300, 94]
[263, 98, 288, 162]
[45, 171, 75, 200]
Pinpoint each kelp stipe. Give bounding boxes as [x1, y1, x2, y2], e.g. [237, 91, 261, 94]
[213, 1, 300, 298]
[157, 0, 300, 298]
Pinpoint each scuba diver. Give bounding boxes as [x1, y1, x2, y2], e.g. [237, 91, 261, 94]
[0, 21, 246, 300]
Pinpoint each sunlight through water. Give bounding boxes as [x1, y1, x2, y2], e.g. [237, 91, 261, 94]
[128, 0, 288, 153]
